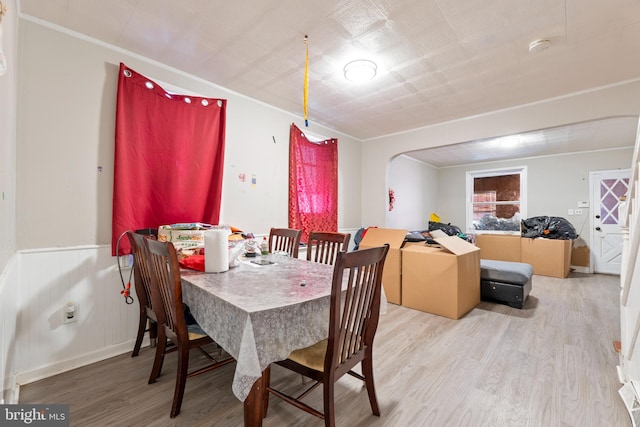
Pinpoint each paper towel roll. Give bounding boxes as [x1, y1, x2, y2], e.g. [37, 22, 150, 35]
[204, 228, 230, 273]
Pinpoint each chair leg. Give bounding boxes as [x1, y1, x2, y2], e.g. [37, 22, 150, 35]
[131, 312, 147, 357]
[262, 367, 271, 418]
[361, 356, 380, 416]
[148, 331, 167, 384]
[149, 319, 158, 348]
[170, 346, 190, 418]
[323, 381, 336, 427]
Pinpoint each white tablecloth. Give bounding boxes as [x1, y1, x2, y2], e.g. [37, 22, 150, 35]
[181, 254, 336, 401]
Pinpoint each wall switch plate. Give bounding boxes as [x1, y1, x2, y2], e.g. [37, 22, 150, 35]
[575, 209, 583, 215]
[568, 209, 574, 215]
[578, 201, 590, 208]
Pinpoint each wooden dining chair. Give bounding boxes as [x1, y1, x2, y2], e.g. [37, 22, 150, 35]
[265, 244, 390, 427]
[145, 238, 235, 418]
[127, 231, 158, 357]
[268, 227, 302, 258]
[306, 231, 351, 265]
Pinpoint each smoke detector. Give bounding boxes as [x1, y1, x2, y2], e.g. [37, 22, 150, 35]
[528, 39, 551, 54]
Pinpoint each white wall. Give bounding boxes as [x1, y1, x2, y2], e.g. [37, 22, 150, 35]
[0, 0, 16, 270]
[17, 19, 362, 250]
[362, 81, 640, 228]
[13, 19, 362, 382]
[387, 155, 438, 230]
[436, 148, 633, 260]
[1, 256, 17, 404]
[1, 0, 18, 404]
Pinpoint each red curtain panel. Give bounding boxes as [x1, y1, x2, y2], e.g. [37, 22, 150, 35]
[288, 123, 338, 243]
[112, 63, 226, 255]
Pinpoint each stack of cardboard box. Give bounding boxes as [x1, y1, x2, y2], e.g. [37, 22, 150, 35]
[475, 234, 571, 278]
[359, 228, 480, 320]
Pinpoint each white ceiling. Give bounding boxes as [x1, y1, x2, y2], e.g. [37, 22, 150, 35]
[18, 0, 640, 165]
[406, 116, 639, 167]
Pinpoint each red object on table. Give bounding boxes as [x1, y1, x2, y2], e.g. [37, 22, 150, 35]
[179, 255, 205, 272]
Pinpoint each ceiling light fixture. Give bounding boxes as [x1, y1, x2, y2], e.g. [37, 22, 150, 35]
[343, 59, 377, 82]
[528, 39, 551, 54]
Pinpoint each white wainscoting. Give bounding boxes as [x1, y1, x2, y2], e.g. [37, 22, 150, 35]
[16, 245, 140, 385]
[1, 255, 18, 403]
[13, 231, 364, 387]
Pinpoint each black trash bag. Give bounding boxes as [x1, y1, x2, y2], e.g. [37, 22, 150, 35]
[521, 216, 577, 240]
[405, 231, 426, 242]
[428, 221, 462, 237]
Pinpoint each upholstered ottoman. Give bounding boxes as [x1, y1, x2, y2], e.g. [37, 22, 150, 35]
[480, 259, 533, 309]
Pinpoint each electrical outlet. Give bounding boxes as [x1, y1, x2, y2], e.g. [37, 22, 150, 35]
[575, 209, 583, 215]
[63, 301, 78, 324]
[568, 209, 574, 215]
[119, 254, 133, 268]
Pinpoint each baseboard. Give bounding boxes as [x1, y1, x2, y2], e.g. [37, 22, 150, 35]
[10, 384, 19, 404]
[1, 381, 19, 404]
[571, 265, 590, 274]
[618, 365, 627, 383]
[15, 339, 145, 386]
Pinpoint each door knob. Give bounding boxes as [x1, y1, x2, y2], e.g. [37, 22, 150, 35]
[595, 227, 601, 231]
[595, 215, 600, 219]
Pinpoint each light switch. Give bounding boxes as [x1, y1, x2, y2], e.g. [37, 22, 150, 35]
[568, 209, 574, 215]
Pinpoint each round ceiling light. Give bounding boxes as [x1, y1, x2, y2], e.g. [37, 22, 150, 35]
[343, 59, 377, 82]
[528, 39, 551, 54]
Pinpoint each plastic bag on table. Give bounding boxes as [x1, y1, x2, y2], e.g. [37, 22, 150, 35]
[229, 240, 246, 267]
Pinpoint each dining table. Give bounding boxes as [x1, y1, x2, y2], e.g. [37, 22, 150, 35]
[180, 252, 338, 426]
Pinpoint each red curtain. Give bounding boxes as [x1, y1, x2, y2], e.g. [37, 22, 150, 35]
[288, 123, 338, 243]
[112, 63, 226, 255]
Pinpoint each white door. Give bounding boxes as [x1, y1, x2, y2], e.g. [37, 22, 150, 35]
[591, 169, 631, 274]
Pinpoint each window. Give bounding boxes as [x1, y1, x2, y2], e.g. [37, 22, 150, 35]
[288, 123, 338, 243]
[466, 166, 527, 233]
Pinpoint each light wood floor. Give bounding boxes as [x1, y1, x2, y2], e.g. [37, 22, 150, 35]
[20, 273, 629, 426]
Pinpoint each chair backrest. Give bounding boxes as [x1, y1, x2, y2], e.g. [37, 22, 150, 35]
[268, 228, 302, 258]
[306, 231, 351, 265]
[146, 238, 188, 342]
[127, 231, 155, 317]
[325, 244, 389, 373]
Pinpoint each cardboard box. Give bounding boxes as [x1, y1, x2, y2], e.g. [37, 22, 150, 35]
[475, 234, 522, 262]
[401, 236, 481, 319]
[158, 225, 206, 249]
[521, 237, 572, 278]
[359, 228, 407, 305]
